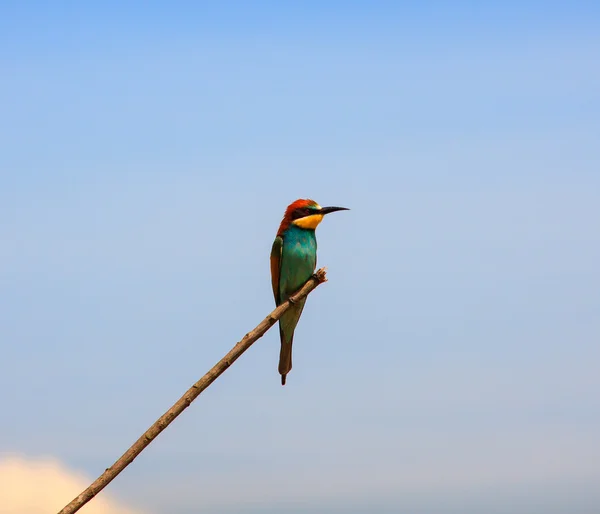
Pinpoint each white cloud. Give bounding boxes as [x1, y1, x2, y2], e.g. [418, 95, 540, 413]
[0, 455, 145, 514]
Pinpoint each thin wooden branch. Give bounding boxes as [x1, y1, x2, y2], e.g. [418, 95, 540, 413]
[57, 268, 328, 514]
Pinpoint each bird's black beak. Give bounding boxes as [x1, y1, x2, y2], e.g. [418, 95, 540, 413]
[320, 206, 349, 215]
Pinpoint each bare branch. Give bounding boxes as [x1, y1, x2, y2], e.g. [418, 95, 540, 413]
[57, 268, 328, 514]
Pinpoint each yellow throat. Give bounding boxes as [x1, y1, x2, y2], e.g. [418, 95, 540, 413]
[292, 214, 324, 230]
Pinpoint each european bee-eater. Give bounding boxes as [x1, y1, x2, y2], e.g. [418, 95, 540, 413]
[270, 199, 348, 385]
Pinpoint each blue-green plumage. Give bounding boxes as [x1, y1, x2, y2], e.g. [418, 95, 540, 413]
[279, 225, 318, 306]
[278, 224, 317, 336]
[271, 225, 317, 385]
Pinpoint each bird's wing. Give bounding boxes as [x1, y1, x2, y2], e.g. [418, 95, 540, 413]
[270, 236, 283, 305]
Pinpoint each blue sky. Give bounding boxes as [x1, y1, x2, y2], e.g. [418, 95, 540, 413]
[1, 2, 599, 513]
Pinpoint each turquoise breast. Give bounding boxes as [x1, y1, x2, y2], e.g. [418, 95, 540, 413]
[279, 225, 318, 300]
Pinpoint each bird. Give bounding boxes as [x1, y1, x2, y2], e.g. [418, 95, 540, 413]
[270, 199, 348, 385]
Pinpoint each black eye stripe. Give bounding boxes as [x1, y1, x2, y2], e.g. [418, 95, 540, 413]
[291, 207, 316, 219]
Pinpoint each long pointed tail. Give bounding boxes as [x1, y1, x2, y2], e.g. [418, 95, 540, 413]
[278, 341, 293, 386]
[277, 300, 305, 386]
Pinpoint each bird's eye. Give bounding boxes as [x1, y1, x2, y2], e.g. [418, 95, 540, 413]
[292, 208, 308, 219]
